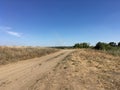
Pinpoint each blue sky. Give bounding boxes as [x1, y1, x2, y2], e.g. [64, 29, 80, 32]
[0, 0, 120, 46]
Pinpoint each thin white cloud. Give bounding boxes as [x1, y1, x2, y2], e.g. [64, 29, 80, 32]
[0, 26, 22, 37]
[6, 31, 22, 37]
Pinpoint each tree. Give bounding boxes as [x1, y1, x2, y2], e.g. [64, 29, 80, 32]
[73, 43, 80, 48]
[94, 42, 111, 50]
[118, 42, 120, 47]
[109, 42, 116, 47]
[73, 43, 90, 48]
[81, 43, 90, 48]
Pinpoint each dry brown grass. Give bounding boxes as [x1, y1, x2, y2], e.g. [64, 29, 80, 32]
[43, 49, 120, 90]
[0, 46, 59, 65]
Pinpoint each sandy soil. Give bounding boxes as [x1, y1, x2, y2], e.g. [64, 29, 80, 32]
[0, 50, 74, 90]
[28, 49, 120, 90]
[0, 49, 119, 90]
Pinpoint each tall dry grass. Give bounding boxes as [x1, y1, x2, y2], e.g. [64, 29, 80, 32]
[0, 46, 59, 65]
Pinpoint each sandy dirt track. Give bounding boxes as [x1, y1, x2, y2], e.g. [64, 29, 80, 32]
[0, 50, 74, 90]
[29, 49, 120, 90]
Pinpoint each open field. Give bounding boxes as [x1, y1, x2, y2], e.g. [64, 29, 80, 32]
[0, 50, 74, 90]
[29, 49, 120, 90]
[0, 49, 119, 90]
[0, 46, 58, 65]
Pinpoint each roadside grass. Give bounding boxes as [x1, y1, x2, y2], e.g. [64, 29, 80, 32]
[76, 49, 120, 90]
[53, 49, 120, 90]
[0, 46, 59, 65]
[105, 47, 120, 56]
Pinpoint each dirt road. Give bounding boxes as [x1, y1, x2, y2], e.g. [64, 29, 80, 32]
[0, 50, 74, 90]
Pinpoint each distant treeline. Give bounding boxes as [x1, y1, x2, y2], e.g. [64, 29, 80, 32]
[52, 42, 120, 56]
[73, 43, 90, 48]
[73, 42, 120, 50]
[94, 42, 120, 50]
[73, 42, 120, 56]
[52, 42, 120, 50]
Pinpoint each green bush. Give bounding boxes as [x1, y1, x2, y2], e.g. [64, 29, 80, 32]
[73, 43, 80, 48]
[73, 43, 90, 48]
[118, 42, 120, 47]
[106, 47, 120, 56]
[109, 42, 116, 47]
[94, 42, 120, 56]
[94, 42, 112, 50]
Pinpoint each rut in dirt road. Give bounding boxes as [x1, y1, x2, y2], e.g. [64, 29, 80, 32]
[0, 50, 74, 90]
[29, 49, 120, 90]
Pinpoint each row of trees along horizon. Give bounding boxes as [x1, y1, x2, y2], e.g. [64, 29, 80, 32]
[73, 42, 120, 50]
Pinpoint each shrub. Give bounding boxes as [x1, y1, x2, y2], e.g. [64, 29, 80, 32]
[80, 43, 90, 48]
[118, 42, 120, 47]
[109, 42, 116, 47]
[73, 43, 80, 48]
[94, 42, 111, 50]
[73, 43, 90, 48]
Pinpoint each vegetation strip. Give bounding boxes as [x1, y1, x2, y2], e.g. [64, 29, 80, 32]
[0, 46, 58, 65]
